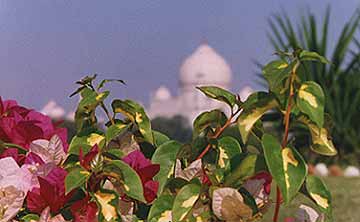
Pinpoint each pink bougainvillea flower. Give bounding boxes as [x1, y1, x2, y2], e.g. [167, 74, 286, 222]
[0, 148, 25, 165]
[38, 207, 68, 222]
[79, 144, 99, 171]
[27, 167, 73, 214]
[70, 195, 98, 222]
[122, 150, 160, 203]
[0, 157, 32, 221]
[0, 97, 68, 151]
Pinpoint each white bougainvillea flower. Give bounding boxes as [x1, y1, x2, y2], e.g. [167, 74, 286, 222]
[212, 187, 253, 222]
[29, 135, 66, 165]
[0, 157, 32, 222]
[37, 207, 68, 222]
[294, 205, 324, 222]
[175, 159, 202, 181]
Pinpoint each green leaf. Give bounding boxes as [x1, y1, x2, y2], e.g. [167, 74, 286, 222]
[65, 166, 90, 194]
[237, 93, 278, 143]
[262, 60, 294, 95]
[239, 187, 259, 215]
[296, 81, 325, 128]
[68, 133, 105, 155]
[152, 140, 182, 195]
[299, 50, 330, 64]
[78, 90, 110, 112]
[262, 134, 307, 204]
[97, 78, 125, 90]
[94, 190, 119, 221]
[217, 136, 242, 170]
[306, 175, 333, 219]
[172, 183, 201, 222]
[105, 123, 129, 144]
[76, 74, 97, 85]
[69, 85, 87, 98]
[197, 86, 237, 107]
[153, 130, 170, 147]
[21, 214, 40, 222]
[298, 116, 337, 156]
[112, 99, 154, 144]
[103, 160, 145, 202]
[224, 153, 263, 186]
[148, 194, 175, 222]
[193, 109, 227, 138]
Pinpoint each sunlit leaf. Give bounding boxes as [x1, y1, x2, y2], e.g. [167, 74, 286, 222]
[151, 140, 182, 195]
[237, 93, 278, 143]
[262, 60, 294, 95]
[65, 166, 89, 194]
[296, 81, 325, 128]
[148, 194, 174, 222]
[262, 134, 307, 204]
[298, 116, 337, 156]
[197, 86, 238, 107]
[306, 175, 333, 219]
[94, 190, 119, 221]
[68, 133, 105, 155]
[217, 136, 242, 170]
[103, 160, 145, 202]
[172, 184, 200, 222]
[112, 99, 154, 144]
[193, 109, 227, 138]
[105, 122, 129, 144]
[299, 50, 330, 64]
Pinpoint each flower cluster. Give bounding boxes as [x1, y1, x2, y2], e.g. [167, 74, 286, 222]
[0, 97, 161, 221]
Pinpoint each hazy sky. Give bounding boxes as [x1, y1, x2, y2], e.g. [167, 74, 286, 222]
[0, 0, 358, 112]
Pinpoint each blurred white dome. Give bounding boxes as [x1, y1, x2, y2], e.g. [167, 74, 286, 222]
[179, 44, 232, 86]
[154, 86, 171, 101]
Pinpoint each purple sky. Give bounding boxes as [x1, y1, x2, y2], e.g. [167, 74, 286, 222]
[0, 0, 358, 112]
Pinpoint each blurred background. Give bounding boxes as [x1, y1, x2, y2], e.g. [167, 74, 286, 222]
[1, 1, 360, 220]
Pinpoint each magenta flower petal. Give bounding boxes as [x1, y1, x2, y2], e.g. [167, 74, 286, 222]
[122, 150, 160, 203]
[143, 180, 159, 203]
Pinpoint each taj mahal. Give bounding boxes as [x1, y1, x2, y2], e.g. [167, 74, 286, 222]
[147, 43, 253, 124]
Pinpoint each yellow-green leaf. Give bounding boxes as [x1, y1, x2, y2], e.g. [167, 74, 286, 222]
[238, 93, 278, 143]
[112, 99, 154, 144]
[298, 116, 337, 156]
[262, 134, 307, 204]
[305, 175, 333, 219]
[94, 191, 118, 221]
[172, 184, 200, 222]
[296, 81, 325, 128]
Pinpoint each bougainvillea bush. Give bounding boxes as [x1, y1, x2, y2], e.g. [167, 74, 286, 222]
[0, 49, 337, 222]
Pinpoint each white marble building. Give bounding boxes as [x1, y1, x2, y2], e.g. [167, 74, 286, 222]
[148, 44, 252, 124]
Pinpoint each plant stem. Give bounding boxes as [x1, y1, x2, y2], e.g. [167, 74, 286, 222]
[100, 102, 115, 125]
[273, 61, 299, 222]
[196, 110, 239, 160]
[89, 84, 115, 125]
